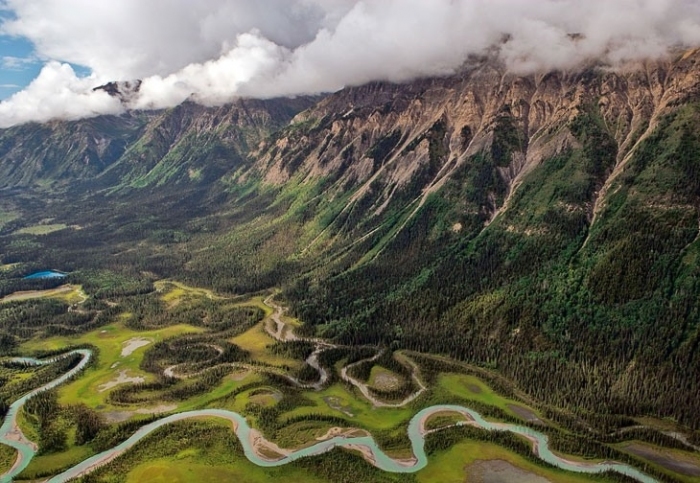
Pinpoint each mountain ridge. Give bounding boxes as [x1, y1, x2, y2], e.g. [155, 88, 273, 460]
[1, 50, 700, 429]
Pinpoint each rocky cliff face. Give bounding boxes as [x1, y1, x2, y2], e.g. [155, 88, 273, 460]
[251, 50, 700, 233]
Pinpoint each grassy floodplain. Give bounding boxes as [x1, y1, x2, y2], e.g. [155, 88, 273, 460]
[0, 279, 681, 483]
[20, 322, 203, 409]
[231, 322, 303, 370]
[417, 440, 607, 483]
[0, 443, 15, 473]
[438, 373, 544, 421]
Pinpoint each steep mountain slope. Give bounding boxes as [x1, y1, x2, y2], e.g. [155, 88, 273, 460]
[215, 51, 700, 427]
[1, 50, 700, 429]
[0, 97, 316, 192]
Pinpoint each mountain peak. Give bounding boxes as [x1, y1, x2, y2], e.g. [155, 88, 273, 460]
[92, 80, 142, 103]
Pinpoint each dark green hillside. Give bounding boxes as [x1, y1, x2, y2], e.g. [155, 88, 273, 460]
[289, 102, 700, 429]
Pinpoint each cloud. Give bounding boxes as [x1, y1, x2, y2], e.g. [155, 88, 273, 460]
[0, 62, 123, 127]
[2, 54, 38, 70]
[1, 0, 700, 126]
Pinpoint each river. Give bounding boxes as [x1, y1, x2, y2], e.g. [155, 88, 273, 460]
[0, 349, 656, 483]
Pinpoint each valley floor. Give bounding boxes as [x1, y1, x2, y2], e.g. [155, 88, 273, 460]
[0, 281, 696, 483]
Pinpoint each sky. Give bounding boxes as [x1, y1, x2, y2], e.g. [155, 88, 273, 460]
[1, 0, 700, 128]
[0, 7, 39, 100]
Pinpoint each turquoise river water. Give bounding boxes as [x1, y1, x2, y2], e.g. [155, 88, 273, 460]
[0, 350, 657, 483]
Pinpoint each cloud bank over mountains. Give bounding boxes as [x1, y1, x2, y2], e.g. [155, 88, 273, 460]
[1, 0, 700, 127]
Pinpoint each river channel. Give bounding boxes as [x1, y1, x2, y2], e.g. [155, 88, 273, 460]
[0, 349, 656, 483]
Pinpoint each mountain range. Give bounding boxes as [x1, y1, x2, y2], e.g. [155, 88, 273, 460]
[1, 50, 700, 428]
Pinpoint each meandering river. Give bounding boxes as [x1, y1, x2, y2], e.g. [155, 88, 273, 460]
[0, 349, 92, 482]
[0, 348, 657, 483]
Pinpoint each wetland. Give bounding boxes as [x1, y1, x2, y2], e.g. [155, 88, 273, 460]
[0, 280, 693, 482]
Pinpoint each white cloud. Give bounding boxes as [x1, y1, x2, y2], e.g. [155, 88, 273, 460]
[0, 62, 122, 128]
[2, 54, 39, 70]
[1, 0, 700, 126]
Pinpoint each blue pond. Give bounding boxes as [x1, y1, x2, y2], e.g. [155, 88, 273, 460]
[23, 270, 68, 280]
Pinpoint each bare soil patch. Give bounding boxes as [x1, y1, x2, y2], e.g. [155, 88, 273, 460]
[121, 337, 151, 356]
[102, 404, 177, 424]
[1, 285, 73, 303]
[323, 396, 355, 417]
[97, 370, 145, 392]
[466, 383, 482, 394]
[372, 371, 401, 391]
[507, 404, 544, 425]
[465, 459, 552, 483]
[623, 443, 700, 476]
[228, 368, 251, 381]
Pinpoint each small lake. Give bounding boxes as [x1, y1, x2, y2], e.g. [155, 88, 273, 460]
[23, 270, 68, 280]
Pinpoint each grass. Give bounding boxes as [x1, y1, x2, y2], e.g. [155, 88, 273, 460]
[216, 386, 255, 413]
[20, 444, 93, 479]
[437, 373, 542, 421]
[0, 443, 16, 474]
[274, 420, 337, 448]
[235, 295, 274, 318]
[0, 284, 86, 304]
[3, 290, 673, 483]
[126, 460, 261, 483]
[20, 322, 203, 409]
[182, 372, 263, 412]
[368, 366, 405, 391]
[101, 418, 328, 483]
[155, 280, 223, 306]
[248, 388, 281, 407]
[0, 209, 18, 230]
[13, 223, 69, 235]
[17, 409, 40, 444]
[231, 322, 302, 370]
[417, 439, 608, 483]
[125, 456, 327, 483]
[633, 416, 685, 432]
[424, 412, 467, 431]
[281, 383, 413, 430]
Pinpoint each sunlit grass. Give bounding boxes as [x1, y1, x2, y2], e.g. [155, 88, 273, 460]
[282, 383, 412, 430]
[0, 443, 16, 474]
[437, 373, 542, 421]
[21, 322, 203, 409]
[368, 365, 405, 391]
[231, 322, 301, 370]
[0, 284, 86, 304]
[14, 223, 69, 235]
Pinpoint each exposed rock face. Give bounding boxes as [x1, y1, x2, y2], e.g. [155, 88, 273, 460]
[93, 80, 142, 103]
[252, 52, 700, 229]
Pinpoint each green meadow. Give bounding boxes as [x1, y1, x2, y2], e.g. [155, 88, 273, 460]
[1, 284, 86, 304]
[13, 223, 69, 235]
[21, 322, 203, 409]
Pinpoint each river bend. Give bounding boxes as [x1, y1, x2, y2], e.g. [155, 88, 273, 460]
[0, 349, 657, 483]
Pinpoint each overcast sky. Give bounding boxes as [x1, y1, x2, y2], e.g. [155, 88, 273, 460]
[1, 0, 700, 128]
